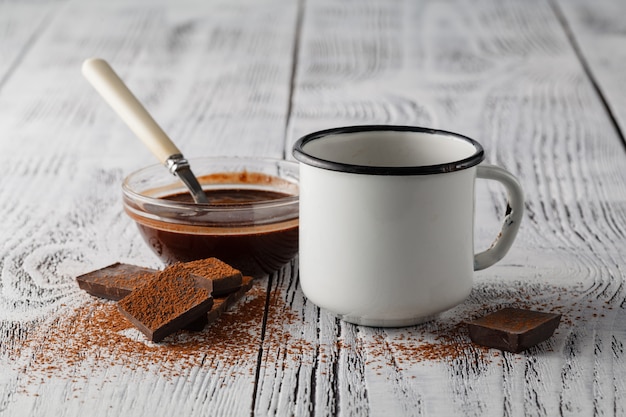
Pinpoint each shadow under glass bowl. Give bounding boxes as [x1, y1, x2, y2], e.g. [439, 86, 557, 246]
[122, 157, 299, 277]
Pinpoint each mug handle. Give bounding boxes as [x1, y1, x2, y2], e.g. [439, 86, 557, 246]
[474, 164, 525, 271]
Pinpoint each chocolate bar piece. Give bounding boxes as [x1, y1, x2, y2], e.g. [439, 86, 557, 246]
[76, 263, 157, 300]
[77, 258, 244, 300]
[118, 264, 214, 342]
[185, 276, 254, 331]
[467, 308, 561, 353]
[182, 257, 243, 296]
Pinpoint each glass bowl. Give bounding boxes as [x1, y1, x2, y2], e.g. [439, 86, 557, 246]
[122, 157, 299, 277]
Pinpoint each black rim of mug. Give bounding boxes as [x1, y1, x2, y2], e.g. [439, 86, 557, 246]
[292, 125, 486, 175]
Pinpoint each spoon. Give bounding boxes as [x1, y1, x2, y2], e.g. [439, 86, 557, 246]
[81, 58, 209, 204]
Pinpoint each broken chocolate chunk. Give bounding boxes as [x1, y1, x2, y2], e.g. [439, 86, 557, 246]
[117, 264, 214, 342]
[76, 263, 157, 300]
[181, 257, 243, 296]
[467, 308, 561, 353]
[185, 276, 254, 331]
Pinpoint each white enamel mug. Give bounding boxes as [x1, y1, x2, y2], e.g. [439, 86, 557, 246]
[292, 125, 524, 327]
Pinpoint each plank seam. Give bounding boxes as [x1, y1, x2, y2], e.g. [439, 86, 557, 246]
[283, 0, 307, 159]
[250, 275, 274, 417]
[548, 0, 626, 153]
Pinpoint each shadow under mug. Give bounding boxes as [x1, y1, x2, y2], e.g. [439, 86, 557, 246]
[293, 125, 524, 327]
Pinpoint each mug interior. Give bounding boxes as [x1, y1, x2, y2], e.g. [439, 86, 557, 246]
[293, 126, 485, 175]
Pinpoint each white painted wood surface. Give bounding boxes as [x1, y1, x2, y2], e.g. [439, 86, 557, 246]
[1, 0, 625, 416]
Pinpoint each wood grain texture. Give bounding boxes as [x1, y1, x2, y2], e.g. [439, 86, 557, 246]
[1, 0, 626, 416]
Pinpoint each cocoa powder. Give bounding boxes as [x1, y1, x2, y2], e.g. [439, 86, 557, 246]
[10, 282, 268, 387]
[7, 276, 585, 396]
[183, 257, 240, 281]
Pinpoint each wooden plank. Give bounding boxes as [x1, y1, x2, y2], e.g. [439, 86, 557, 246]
[0, 0, 299, 415]
[256, 0, 626, 415]
[543, 3, 626, 414]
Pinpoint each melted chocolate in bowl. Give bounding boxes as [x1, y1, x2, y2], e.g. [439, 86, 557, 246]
[122, 159, 299, 277]
[133, 189, 298, 277]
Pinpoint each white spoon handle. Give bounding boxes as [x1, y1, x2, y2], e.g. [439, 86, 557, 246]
[81, 58, 180, 164]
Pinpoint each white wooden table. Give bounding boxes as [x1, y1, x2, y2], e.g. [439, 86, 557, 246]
[1, 0, 626, 415]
